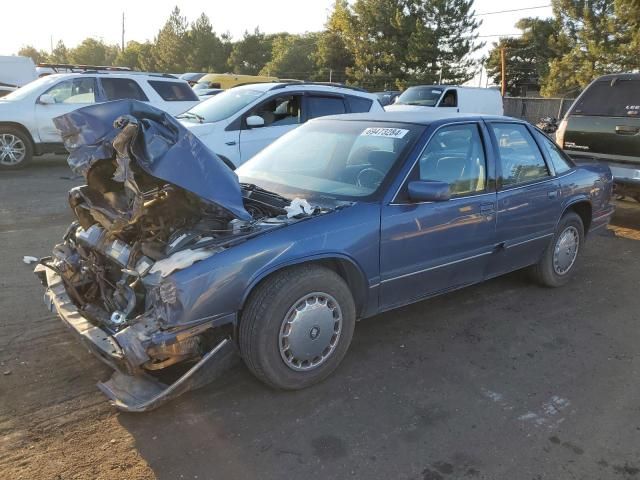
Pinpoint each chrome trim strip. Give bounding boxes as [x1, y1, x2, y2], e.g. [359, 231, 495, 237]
[380, 250, 492, 284]
[389, 191, 494, 206]
[505, 233, 554, 249]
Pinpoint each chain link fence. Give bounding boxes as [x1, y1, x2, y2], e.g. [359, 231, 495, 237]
[503, 97, 576, 124]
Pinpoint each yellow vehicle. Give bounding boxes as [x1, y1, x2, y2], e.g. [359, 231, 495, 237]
[193, 73, 278, 91]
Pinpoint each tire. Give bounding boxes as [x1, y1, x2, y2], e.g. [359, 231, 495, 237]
[531, 212, 584, 288]
[0, 126, 33, 170]
[239, 265, 356, 390]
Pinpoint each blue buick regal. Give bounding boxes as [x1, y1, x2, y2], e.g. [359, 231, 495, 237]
[37, 100, 614, 411]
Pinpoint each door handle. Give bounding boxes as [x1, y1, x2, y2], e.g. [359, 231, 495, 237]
[480, 203, 495, 213]
[615, 125, 640, 136]
[225, 141, 237, 146]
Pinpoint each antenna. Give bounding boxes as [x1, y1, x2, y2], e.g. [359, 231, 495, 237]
[121, 12, 125, 52]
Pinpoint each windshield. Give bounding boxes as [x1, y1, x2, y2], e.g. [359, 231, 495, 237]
[180, 87, 265, 123]
[236, 120, 423, 201]
[396, 86, 443, 107]
[1, 76, 59, 102]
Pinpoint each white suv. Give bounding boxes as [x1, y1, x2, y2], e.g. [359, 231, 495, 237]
[0, 72, 200, 169]
[178, 82, 384, 167]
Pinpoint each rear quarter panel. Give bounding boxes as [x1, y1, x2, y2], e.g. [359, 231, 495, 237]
[558, 163, 614, 230]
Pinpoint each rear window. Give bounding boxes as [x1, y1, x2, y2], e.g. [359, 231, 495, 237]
[307, 96, 346, 119]
[346, 95, 373, 113]
[148, 80, 198, 101]
[101, 78, 148, 101]
[572, 79, 640, 117]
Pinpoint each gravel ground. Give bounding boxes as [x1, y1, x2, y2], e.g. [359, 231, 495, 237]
[1, 158, 639, 480]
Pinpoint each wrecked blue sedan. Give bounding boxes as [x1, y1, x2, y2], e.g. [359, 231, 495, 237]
[37, 100, 614, 411]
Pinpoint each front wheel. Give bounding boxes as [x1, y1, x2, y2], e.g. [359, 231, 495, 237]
[239, 265, 356, 390]
[0, 127, 33, 170]
[531, 212, 584, 287]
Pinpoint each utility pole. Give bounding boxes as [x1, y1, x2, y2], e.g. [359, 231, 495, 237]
[50, 35, 53, 54]
[329, 69, 332, 83]
[500, 46, 506, 97]
[121, 12, 125, 52]
[478, 59, 484, 88]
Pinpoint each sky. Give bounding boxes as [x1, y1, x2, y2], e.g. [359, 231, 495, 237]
[2, 0, 553, 58]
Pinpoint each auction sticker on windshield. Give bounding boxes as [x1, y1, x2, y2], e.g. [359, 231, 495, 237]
[361, 127, 409, 138]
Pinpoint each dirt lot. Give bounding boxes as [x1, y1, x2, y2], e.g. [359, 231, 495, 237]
[2, 157, 640, 480]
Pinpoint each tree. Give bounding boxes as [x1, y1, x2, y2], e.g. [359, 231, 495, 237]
[406, 0, 483, 86]
[486, 18, 562, 96]
[49, 40, 69, 64]
[18, 45, 48, 64]
[541, 0, 628, 96]
[260, 34, 318, 79]
[187, 13, 226, 72]
[68, 38, 119, 66]
[227, 28, 277, 75]
[315, 0, 355, 82]
[152, 6, 190, 72]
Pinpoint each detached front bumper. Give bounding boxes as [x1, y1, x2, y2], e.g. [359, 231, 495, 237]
[36, 264, 239, 412]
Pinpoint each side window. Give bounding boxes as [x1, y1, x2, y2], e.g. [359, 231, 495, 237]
[147, 81, 199, 101]
[101, 78, 148, 101]
[248, 95, 302, 127]
[439, 89, 457, 108]
[534, 131, 573, 174]
[490, 123, 550, 187]
[418, 123, 487, 196]
[307, 96, 346, 119]
[346, 95, 373, 113]
[45, 78, 97, 104]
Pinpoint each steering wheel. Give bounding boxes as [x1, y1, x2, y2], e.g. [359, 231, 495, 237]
[356, 167, 385, 189]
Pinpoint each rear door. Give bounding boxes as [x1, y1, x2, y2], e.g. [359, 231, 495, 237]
[485, 121, 562, 277]
[563, 78, 640, 163]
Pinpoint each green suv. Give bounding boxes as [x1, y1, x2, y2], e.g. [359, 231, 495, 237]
[557, 73, 640, 199]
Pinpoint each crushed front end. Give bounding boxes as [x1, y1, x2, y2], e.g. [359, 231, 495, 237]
[35, 100, 287, 411]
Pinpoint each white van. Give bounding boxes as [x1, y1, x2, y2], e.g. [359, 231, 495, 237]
[386, 85, 503, 115]
[0, 56, 37, 97]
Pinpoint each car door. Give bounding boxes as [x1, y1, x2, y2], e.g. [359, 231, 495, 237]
[379, 122, 497, 309]
[34, 77, 98, 143]
[436, 88, 459, 113]
[485, 121, 563, 277]
[238, 93, 304, 164]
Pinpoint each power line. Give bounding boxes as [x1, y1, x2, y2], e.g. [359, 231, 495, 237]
[474, 5, 552, 16]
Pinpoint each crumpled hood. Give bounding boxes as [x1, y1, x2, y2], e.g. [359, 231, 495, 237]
[53, 99, 251, 221]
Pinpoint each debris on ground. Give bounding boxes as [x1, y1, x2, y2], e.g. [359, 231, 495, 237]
[23, 256, 38, 264]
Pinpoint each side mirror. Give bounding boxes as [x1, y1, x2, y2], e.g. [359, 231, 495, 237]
[246, 115, 265, 128]
[39, 94, 55, 105]
[407, 180, 451, 202]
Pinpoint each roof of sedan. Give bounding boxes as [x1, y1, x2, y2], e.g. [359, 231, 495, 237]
[319, 111, 519, 125]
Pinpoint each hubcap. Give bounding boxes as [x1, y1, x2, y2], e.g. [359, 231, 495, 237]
[553, 226, 579, 275]
[278, 292, 343, 371]
[0, 133, 26, 166]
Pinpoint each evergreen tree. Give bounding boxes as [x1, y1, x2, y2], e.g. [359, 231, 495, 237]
[152, 6, 189, 72]
[315, 0, 355, 82]
[17, 46, 48, 64]
[261, 34, 318, 79]
[227, 28, 278, 75]
[68, 38, 119, 66]
[187, 13, 226, 72]
[541, 0, 620, 96]
[486, 18, 563, 96]
[49, 41, 69, 64]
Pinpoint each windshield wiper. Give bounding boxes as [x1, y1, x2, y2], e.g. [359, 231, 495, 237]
[177, 111, 204, 123]
[241, 183, 291, 203]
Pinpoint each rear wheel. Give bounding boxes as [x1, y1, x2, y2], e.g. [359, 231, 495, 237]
[239, 265, 356, 390]
[0, 127, 33, 170]
[531, 212, 584, 287]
